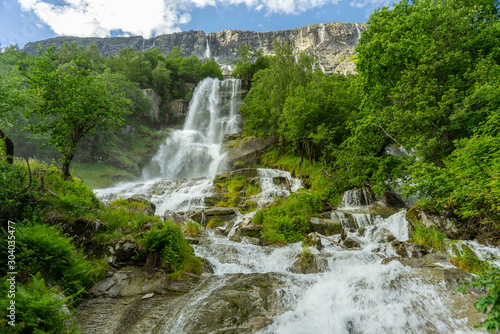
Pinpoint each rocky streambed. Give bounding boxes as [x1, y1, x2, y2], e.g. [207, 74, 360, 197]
[76, 167, 494, 334]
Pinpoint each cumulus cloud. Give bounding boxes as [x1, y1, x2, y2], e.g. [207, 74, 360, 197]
[17, 0, 388, 38]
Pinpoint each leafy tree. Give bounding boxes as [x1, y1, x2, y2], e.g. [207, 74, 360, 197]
[20, 47, 130, 177]
[0, 71, 30, 163]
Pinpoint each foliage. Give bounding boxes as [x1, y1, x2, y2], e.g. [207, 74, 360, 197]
[410, 221, 447, 252]
[185, 220, 202, 236]
[460, 267, 500, 333]
[97, 206, 162, 233]
[138, 221, 201, 275]
[450, 244, 491, 275]
[206, 218, 224, 228]
[0, 274, 78, 334]
[20, 46, 130, 177]
[254, 192, 321, 244]
[0, 222, 107, 295]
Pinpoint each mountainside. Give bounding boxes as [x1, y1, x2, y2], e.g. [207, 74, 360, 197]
[23, 22, 366, 74]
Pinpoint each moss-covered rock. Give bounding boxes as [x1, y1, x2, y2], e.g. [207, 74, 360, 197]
[308, 217, 343, 236]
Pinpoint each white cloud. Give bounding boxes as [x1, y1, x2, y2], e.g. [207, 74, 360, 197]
[17, 0, 383, 38]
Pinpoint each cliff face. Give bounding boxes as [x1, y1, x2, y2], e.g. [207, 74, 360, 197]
[23, 21, 366, 74]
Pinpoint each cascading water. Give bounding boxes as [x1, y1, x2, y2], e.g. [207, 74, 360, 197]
[204, 37, 211, 59]
[93, 76, 488, 334]
[95, 77, 243, 213]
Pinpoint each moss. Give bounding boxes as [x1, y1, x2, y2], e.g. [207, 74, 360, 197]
[207, 218, 224, 228]
[410, 221, 447, 252]
[450, 244, 491, 275]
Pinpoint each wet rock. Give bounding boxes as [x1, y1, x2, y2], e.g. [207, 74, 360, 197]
[289, 251, 328, 274]
[409, 244, 428, 258]
[189, 207, 237, 224]
[202, 259, 215, 274]
[239, 225, 262, 238]
[343, 236, 362, 249]
[340, 228, 357, 241]
[241, 236, 261, 245]
[223, 133, 241, 143]
[163, 210, 185, 224]
[105, 237, 139, 267]
[309, 217, 343, 236]
[406, 204, 469, 239]
[370, 227, 397, 244]
[222, 136, 274, 170]
[303, 233, 323, 250]
[378, 189, 407, 208]
[391, 241, 409, 258]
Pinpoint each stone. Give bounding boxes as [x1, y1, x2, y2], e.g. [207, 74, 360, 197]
[391, 241, 409, 258]
[163, 210, 185, 224]
[189, 207, 237, 224]
[289, 252, 327, 275]
[343, 236, 362, 249]
[303, 233, 323, 250]
[406, 204, 468, 240]
[141, 293, 154, 300]
[309, 217, 343, 236]
[239, 225, 261, 238]
[118, 197, 156, 216]
[221, 136, 275, 170]
[369, 227, 397, 244]
[241, 236, 261, 245]
[105, 237, 138, 267]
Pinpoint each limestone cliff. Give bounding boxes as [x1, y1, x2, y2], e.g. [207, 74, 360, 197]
[23, 22, 366, 74]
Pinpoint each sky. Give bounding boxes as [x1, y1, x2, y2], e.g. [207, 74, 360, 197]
[0, 0, 396, 48]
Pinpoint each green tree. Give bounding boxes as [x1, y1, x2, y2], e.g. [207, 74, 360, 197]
[20, 47, 130, 177]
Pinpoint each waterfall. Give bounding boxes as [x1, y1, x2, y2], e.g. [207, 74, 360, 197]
[144, 78, 241, 180]
[355, 25, 361, 42]
[317, 23, 326, 46]
[95, 78, 243, 214]
[204, 37, 211, 58]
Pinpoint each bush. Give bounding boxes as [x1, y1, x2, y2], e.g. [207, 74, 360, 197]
[0, 223, 107, 296]
[139, 221, 201, 275]
[460, 267, 500, 333]
[254, 192, 321, 244]
[410, 221, 447, 252]
[0, 274, 78, 334]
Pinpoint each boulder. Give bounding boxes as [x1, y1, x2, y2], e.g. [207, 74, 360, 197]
[115, 197, 156, 216]
[406, 204, 469, 240]
[189, 207, 237, 225]
[289, 251, 328, 274]
[303, 233, 323, 250]
[239, 225, 262, 238]
[221, 136, 274, 170]
[105, 237, 139, 267]
[343, 236, 362, 249]
[369, 227, 397, 244]
[163, 210, 185, 224]
[309, 217, 343, 236]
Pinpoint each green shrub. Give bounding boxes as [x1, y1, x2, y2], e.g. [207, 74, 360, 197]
[185, 220, 202, 236]
[0, 274, 78, 334]
[206, 218, 224, 228]
[0, 223, 107, 295]
[410, 221, 447, 252]
[97, 207, 162, 233]
[460, 267, 500, 333]
[254, 192, 320, 244]
[138, 221, 201, 275]
[245, 183, 261, 197]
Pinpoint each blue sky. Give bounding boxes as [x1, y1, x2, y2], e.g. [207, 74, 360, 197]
[1, 0, 395, 48]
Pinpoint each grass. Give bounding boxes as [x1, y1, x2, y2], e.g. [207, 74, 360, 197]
[72, 162, 135, 189]
[450, 243, 491, 275]
[254, 192, 322, 244]
[260, 147, 339, 203]
[410, 221, 447, 252]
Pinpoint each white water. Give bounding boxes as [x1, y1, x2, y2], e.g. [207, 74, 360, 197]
[95, 78, 242, 215]
[204, 37, 211, 58]
[317, 23, 326, 46]
[355, 25, 361, 42]
[95, 77, 488, 334]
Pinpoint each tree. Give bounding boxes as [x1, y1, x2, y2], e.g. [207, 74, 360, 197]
[20, 47, 130, 177]
[0, 70, 30, 163]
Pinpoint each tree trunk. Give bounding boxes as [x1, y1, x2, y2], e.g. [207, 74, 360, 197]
[0, 128, 14, 164]
[61, 152, 75, 178]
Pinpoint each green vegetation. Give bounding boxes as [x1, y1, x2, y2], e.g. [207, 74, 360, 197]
[253, 192, 322, 244]
[0, 274, 78, 334]
[410, 221, 447, 252]
[206, 218, 224, 228]
[136, 222, 202, 275]
[185, 220, 202, 236]
[72, 162, 135, 189]
[460, 268, 500, 333]
[0, 159, 202, 332]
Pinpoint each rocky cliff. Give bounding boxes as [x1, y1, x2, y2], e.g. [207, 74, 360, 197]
[23, 21, 366, 74]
